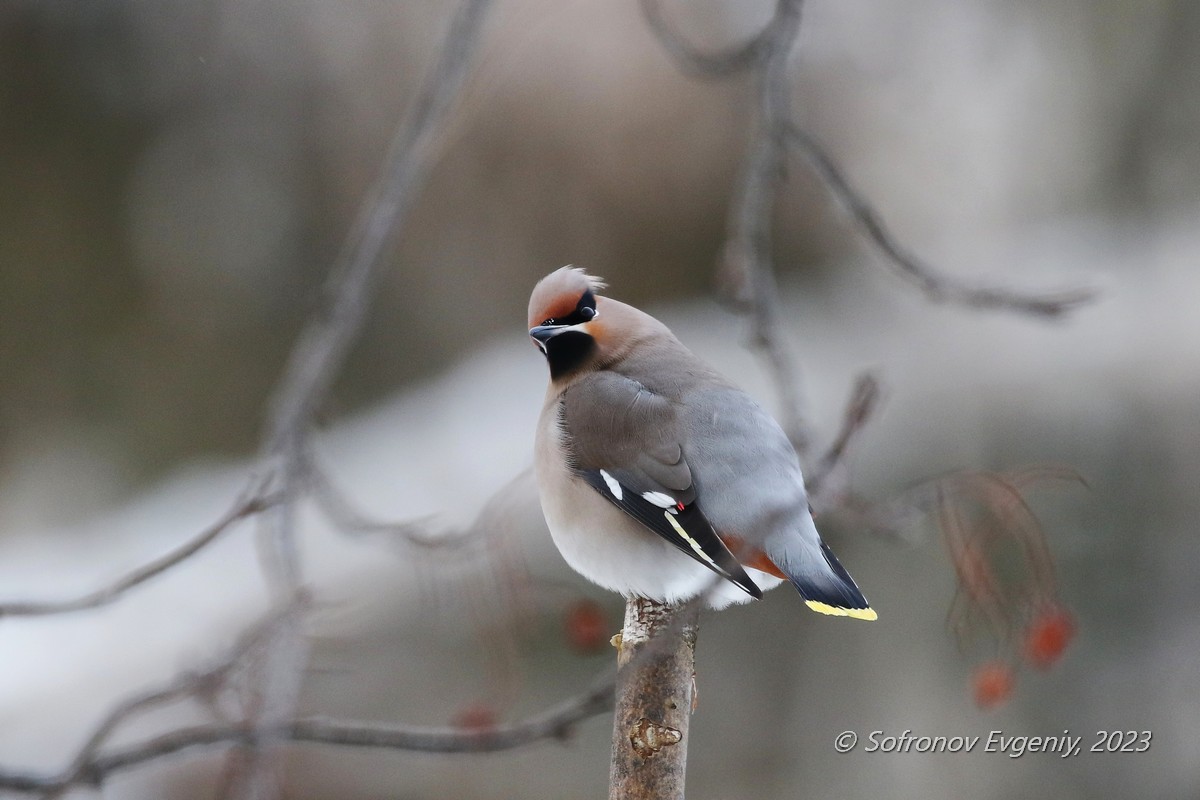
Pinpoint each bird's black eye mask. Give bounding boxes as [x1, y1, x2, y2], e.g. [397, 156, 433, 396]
[540, 289, 597, 327]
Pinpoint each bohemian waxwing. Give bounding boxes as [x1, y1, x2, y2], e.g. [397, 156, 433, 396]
[528, 266, 876, 618]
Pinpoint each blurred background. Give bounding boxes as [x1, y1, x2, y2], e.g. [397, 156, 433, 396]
[1, 0, 1198, 797]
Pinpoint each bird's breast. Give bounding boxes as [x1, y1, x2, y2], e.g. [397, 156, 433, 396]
[533, 400, 747, 605]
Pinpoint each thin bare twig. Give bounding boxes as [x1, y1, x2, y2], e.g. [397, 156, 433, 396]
[263, 0, 493, 453]
[236, 2, 497, 794]
[805, 372, 882, 509]
[715, 0, 810, 452]
[0, 682, 614, 795]
[788, 126, 1098, 318]
[37, 682, 199, 800]
[638, 0, 775, 78]
[0, 487, 277, 620]
[11, 605, 302, 800]
[816, 373, 881, 476]
[1, 1, 499, 792]
[644, 0, 1095, 475]
[253, 0, 497, 582]
[3, 593, 727, 798]
[292, 680, 614, 751]
[306, 461, 472, 550]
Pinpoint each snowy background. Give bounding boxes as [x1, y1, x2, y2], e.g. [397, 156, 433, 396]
[1, 1, 1197, 797]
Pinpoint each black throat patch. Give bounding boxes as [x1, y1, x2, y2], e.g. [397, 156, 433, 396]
[546, 330, 596, 381]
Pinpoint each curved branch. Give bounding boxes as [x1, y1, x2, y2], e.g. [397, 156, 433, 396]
[639, 0, 781, 79]
[0, 489, 277, 620]
[788, 126, 1098, 318]
[306, 460, 475, 550]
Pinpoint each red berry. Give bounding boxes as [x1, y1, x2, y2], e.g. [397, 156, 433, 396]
[564, 599, 609, 654]
[973, 661, 1015, 710]
[1025, 607, 1075, 669]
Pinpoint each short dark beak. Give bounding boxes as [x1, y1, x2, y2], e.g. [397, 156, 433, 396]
[529, 324, 566, 346]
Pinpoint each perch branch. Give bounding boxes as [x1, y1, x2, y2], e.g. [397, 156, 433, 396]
[609, 7, 805, 797]
[608, 598, 698, 800]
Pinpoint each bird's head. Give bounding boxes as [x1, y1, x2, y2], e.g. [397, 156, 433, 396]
[527, 266, 609, 381]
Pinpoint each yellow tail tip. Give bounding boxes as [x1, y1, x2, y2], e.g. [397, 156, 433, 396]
[805, 600, 878, 621]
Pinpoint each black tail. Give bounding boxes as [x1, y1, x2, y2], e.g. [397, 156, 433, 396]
[789, 541, 876, 621]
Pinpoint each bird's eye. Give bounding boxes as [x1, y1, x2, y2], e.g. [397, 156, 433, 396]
[580, 306, 595, 321]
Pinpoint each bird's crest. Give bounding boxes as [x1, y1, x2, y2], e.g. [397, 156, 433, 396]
[528, 266, 606, 328]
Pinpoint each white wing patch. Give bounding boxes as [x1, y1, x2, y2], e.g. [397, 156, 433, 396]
[641, 491, 675, 508]
[599, 469, 623, 500]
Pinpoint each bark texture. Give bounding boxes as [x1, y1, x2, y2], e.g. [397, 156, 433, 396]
[608, 598, 698, 800]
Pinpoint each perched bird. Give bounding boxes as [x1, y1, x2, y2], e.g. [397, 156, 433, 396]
[528, 266, 876, 618]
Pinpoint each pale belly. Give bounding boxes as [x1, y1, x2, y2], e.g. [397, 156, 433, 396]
[534, 407, 779, 608]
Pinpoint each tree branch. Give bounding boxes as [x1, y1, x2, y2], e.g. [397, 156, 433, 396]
[5, 605, 301, 799]
[0, 682, 614, 795]
[2, 2, 502, 793]
[805, 372, 882, 510]
[262, 0, 495, 453]
[643, 0, 1096, 478]
[608, 598, 698, 800]
[0, 487, 277, 620]
[638, 0, 775, 78]
[788, 126, 1098, 318]
[306, 459, 478, 550]
[229, 1, 497, 795]
[2, 0, 1096, 795]
[716, 0, 809, 452]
